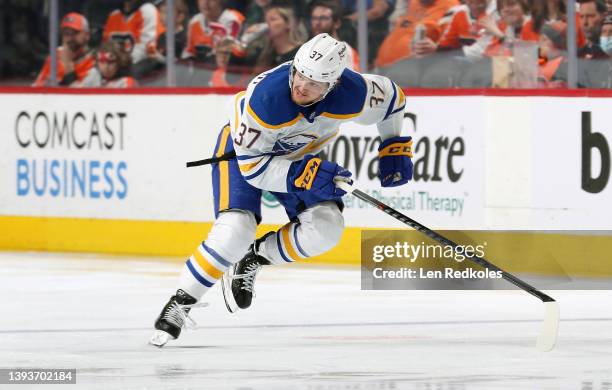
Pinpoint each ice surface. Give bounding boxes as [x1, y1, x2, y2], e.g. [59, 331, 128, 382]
[0, 251, 611, 390]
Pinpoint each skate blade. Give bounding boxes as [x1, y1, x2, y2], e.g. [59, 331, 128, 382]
[221, 272, 239, 314]
[149, 330, 174, 347]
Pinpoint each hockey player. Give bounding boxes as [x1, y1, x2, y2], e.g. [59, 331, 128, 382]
[150, 33, 413, 347]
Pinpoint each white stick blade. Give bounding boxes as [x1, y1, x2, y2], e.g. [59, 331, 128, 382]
[333, 178, 354, 194]
[536, 301, 560, 352]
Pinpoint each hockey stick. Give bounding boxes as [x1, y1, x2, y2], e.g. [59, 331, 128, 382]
[335, 180, 560, 352]
[186, 150, 236, 168]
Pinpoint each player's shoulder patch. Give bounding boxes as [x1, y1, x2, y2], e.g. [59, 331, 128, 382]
[320, 68, 367, 119]
[247, 64, 301, 130]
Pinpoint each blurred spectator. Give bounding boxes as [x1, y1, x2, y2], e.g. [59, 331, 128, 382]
[422, 0, 497, 87]
[538, 21, 569, 87]
[210, 37, 236, 86]
[579, 11, 611, 87]
[79, 1, 124, 48]
[149, 0, 189, 61]
[182, 0, 245, 64]
[521, 0, 586, 47]
[33, 13, 96, 87]
[79, 41, 137, 88]
[244, 0, 274, 28]
[309, 0, 361, 70]
[457, 0, 531, 88]
[602, 11, 612, 55]
[253, 5, 308, 73]
[376, 0, 459, 67]
[225, 1, 249, 15]
[579, 0, 608, 58]
[234, 0, 274, 67]
[103, 0, 164, 64]
[1, 1, 48, 82]
[437, 0, 492, 54]
[485, 0, 531, 57]
[343, 0, 396, 64]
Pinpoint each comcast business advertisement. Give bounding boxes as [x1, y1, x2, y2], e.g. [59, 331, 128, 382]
[0, 94, 220, 222]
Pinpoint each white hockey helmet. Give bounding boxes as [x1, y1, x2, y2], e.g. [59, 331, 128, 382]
[290, 33, 348, 100]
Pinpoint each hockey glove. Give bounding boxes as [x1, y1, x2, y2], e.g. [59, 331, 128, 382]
[378, 136, 413, 187]
[288, 155, 352, 198]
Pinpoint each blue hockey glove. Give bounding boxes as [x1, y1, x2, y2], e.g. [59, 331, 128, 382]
[378, 136, 413, 187]
[288, 155, 352, 198]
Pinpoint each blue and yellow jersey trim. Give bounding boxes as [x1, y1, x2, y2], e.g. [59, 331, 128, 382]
[276, 223, 308, 262]
[316, 69, 367, 120]
[246, 64, 303, 130]
[397, 84, 406, 106]
[247, 103, 303, 130]
[384, 82, 406, 121]
[320, 111, 361, 120]
[233, 91, 246, 132]
[236, 154, 274, 181]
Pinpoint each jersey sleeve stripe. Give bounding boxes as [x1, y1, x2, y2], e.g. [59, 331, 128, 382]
[243, 155, 273, 181]
[320, 111, 361, 120]
[397, 85, 405, 106]
[383, 82, 398, 121]
[247, 103, 302, 130]
[238, 157, 265, 173]
[236, 153, 268, 161]
[234, 91, 246, 131]
[389, 104, 406, 117]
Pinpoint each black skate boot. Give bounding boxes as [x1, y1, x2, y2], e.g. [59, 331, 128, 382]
[149, 289, 197, 347]
[222, 232, 273, 313]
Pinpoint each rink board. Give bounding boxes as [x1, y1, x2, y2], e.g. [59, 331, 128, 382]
[1, 215, 612, 276]
[1, 89, 611, 275]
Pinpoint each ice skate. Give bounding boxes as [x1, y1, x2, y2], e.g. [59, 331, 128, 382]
[150, 289, 201, 347]
[222, 233, 272, 313]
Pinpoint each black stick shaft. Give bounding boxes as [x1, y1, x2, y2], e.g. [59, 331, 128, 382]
[351, 188, 556, 303]
[186, 150, 236, 167]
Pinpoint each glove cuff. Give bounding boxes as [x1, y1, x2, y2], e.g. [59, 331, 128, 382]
[378, 136, 413, 158]
[293, 157, 322, 190]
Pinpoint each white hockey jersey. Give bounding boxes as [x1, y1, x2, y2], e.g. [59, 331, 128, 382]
[227, 62, 406, 193]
